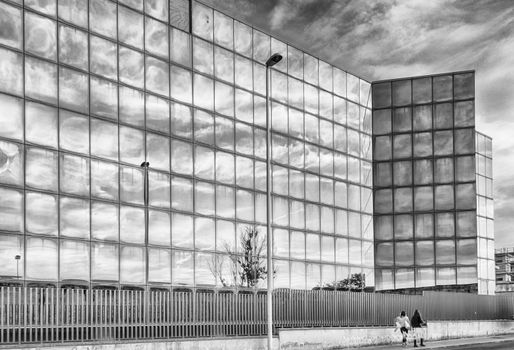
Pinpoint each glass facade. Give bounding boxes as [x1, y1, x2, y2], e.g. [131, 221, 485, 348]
[0, 0, 374, 290]
[372, 72, 494, 294]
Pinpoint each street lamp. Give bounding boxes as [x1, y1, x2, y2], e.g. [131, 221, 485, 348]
[265, 52, 282, 350]
[14, 255, 21, 279]
[140, 161, 150, 286]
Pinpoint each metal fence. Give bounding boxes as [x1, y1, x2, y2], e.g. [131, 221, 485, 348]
[1, 286, 514, 345]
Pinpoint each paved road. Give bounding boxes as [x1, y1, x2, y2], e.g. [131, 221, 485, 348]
[443, 340, 514, 349]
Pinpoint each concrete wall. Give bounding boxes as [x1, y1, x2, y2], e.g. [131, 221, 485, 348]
[5, 337, 278, 350]
[278, 320, 514, 349]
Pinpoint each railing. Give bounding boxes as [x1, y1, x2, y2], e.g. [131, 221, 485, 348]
[1, 286, 514, 345]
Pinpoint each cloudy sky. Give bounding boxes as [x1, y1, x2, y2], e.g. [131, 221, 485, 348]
[205, 0, 514, 248]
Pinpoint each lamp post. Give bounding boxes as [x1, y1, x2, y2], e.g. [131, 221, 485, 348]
[140, 161, 150, 285]
[265, 53, 282, 350]
[14, 255, 21, 279]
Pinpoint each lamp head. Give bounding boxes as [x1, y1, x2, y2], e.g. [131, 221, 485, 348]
[266, 53, 283, 67]
[15, 255, 21, 260]
[140, 161, 150, 168]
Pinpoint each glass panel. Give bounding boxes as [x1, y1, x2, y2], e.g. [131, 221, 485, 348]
[120, 246, 145, 284]
[149, 248, 171, 283]
[59, 110, 89, 154]
[146, 57, 169, 97]
[434, 158, 454, 183]
[436, 240, 455, 264]
[434, 103, 453, 129]
[120, 166, 143, 205]
[0, 234, 23, 278]
[374, 189, 392, 214]
[145, 17, 168, 59]
[414, 186, 433, 211]
[195, 181, 215, 216]
[216, 151, 235, 184]
[90, 0, 116, 38]
[146, 94, 169, 133]
[59, 0, 88, 27]
[456, 183, 476, 210]
[393, 161, 412, 186]
[170, 27, 191, 66]
[215, 81, 234, 117]
[455, 101, 474, 127]
[60, 197, 89, 239]
[90, 36, 117, 80]
[456, 211, 476, 237]
[454, 73, 474, 99]
[416, 241, 434, 266]
[455, 129, 475, 155]
[214, 11, 233, 49]
[171, 102, 192, 138]
[235, 89, 253, 123]
[195, 217, 215, 251]
[59, 24, 87, 70]
[91, 202, 119, 241]
[376, 242, 393, 267]
[119, 47, 144, 89]
[60, 154, 89, 196]
[374, 136, 391, 161]
[0, 188, 23, 232]
[25, 55, 53, 92]
[60, 240, 89, 281]
[413, 159, 433, 185]
[91, 118, 118, 160]
[171, 65, 193, 104]
[147, 133, 170, 172]
[171, 177, 193, 212]
[413, 105, 432, 131]
[194, 146, 214, 180]
[415, 214, 433, 239]
[91, 159, 118, 200]
[120, 206, 145, 244]
[372, 82, 391, 109]
[25, 12, 56, 60]
[118, 5, 143, 49]
[413, 132, 432, 157]
[394, 214, 413, 240]
[395, 268, 414, 289]
[26, 237, 57, 280]
[436, 267, 456, 285]
[433, 75, 452, 102]
[192, 1, 213, 41]
[434, 185, 454, 210]
[0, 94, 23, 141]
[436, 213, 455, 238]
[413, 78, 432, 104]
[393, 134, 412, 158]
[416, 267, 435, 288]
[194, 74, 214, 110]
[193, 37, 213, 75]
[394, 188, 412, 212]
[0, 49, 23, 96]
[393, 107, 411, 132]
[172, 250, 194, 285]
[457, 239, 477, 265]
[0, 3, 22, 49]
[59, 67, 88, 114]
[120, 126, 144, 165]
[91, 77, 118, 119]
[0, 141, 23, 186]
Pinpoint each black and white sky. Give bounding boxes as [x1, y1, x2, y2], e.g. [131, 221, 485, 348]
[205, 0, 514, 248]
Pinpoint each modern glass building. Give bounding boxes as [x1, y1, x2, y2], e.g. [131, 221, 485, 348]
[372, 73, 495, 295]
[0, 0, 375, 291]
[0, 0, 492, 294]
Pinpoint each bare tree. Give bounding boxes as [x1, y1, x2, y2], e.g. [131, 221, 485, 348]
[209, 225, 270, 288]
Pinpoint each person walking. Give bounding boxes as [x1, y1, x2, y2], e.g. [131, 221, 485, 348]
[411, 309, 426, 347]
[395, 310, 411, 347]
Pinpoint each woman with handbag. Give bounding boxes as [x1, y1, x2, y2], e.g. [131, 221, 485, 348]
[411, 309, 427, 347]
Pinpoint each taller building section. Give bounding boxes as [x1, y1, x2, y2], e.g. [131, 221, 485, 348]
[371, 72, 489, 293]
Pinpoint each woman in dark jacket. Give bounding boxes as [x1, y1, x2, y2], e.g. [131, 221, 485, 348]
[411, 309, 426, 347]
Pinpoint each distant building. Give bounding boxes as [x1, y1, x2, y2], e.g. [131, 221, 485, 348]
[496, 248, 514, 293]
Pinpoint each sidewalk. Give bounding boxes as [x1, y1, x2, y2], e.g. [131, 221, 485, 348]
[342, 334, 514, 349]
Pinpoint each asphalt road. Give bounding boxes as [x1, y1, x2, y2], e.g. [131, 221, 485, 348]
[443, 340, 514, 349]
